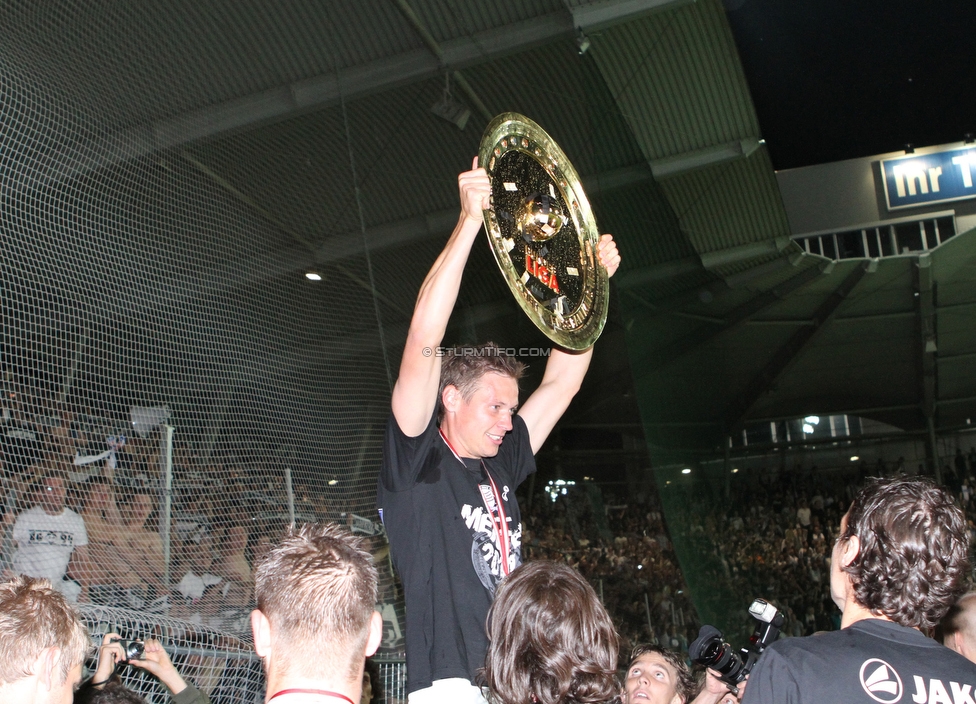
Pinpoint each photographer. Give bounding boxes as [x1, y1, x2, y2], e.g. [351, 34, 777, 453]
[78, 633, 208, 704]
[742, 477, 976, 704]
[622, 646, 742, 704]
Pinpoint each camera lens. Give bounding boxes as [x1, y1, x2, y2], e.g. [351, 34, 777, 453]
[690, 625, 746, 684]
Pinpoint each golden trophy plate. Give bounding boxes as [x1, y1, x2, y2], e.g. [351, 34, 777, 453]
[479, 112, 609, 351]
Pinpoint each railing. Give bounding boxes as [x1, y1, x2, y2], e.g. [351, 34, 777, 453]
[793, 213, 956, 261]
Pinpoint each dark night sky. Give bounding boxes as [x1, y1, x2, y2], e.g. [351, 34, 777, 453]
[724, 1, 976, 171]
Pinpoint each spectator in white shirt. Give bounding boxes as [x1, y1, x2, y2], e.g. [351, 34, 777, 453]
[10, 471, 90, 603]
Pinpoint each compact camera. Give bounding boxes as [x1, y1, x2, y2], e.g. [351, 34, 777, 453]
[689, 598, 783, 688]
[110, 638, 145, 662]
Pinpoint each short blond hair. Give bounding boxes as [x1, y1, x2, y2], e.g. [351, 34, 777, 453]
[0, 576, 90, 685]
[254, 523, 377, 678]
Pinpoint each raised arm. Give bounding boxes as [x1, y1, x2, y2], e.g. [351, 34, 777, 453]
[518, 234, 620, 453]
[391, 159, 491, 436]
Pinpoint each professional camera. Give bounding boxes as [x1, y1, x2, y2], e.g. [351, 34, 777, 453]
[109, 637, 145, 662]
[689, 598, 783, 688]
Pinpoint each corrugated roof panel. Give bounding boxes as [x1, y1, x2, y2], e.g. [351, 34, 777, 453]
[465, 41, 647, 176]
[594, 181, 693, 265]
[0, 0, 424, 129]
[590, 0, 759, 160]
[188, 78, 474, 240]
[411, 0, 564, 41]
[660, 149, 790, 253]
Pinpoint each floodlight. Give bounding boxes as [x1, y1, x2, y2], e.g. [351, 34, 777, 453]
[130, 406, 171, 438]
[431, 74, 470, 131]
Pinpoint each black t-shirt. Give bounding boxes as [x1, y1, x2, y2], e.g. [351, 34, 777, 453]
[743, 618, 976, 704]
[377, 411, 535, 693]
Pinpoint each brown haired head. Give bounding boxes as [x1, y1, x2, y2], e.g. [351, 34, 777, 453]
[254, 523, 378, 680]
[625, 645, 697, 704]
[483, 561, 619, 704]
[0, 575, 90, 686]
[438, 342, 526, 421]
[841, 476, 970, 629]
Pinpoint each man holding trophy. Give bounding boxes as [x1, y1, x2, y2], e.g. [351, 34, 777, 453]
[378, 114, 620, 704]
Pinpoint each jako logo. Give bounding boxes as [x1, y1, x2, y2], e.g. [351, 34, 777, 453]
[860, 659, 904, 703]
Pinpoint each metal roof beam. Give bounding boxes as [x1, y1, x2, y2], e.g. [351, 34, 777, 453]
[636, 262, 827, 376]
[724, 262, 871, 430]
[64, 0, 679, 180]
[615, 257, 702, 289]
[618, 242, 820, 320]
[571, 0, 694, 29]
[314, 162, 654, 263]
[915, 254, 937, 419]
[650, 138, 763, 179]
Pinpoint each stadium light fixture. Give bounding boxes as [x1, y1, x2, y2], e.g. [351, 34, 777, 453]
[305, 272, 322, 281]
[130, 405, 171, 438]
[850, 455, 860, 461]
[430, 73, 470, 131]
[681, 468, 691, 474]
[804, 415, 820, 425]
[576, 28, 591, 55]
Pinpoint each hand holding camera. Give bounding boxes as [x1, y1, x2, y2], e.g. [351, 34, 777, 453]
[92, 632, 188, 695]
[689, 598, 783, 694]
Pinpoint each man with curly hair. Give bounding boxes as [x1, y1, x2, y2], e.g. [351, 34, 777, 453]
[743, 477, 976, 704]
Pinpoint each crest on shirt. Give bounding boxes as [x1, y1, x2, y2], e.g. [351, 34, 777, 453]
[460, 503, 522, 594]
[859, 659, 903, 703]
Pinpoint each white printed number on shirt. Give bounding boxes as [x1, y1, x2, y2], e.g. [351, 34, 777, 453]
[27, 531, 75, 547]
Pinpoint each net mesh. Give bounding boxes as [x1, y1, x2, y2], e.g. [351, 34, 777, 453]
[79, 604, 264, 704]
[2, 0, 709, 694]
[0, 0, 404, 681]
[78, 604, 408, 704]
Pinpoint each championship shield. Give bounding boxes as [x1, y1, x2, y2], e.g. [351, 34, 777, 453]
[479, 113, 609, 351]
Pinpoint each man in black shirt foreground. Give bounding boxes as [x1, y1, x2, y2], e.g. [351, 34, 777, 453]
[743, 477, 976, 704]
[377, 160, 619, 704]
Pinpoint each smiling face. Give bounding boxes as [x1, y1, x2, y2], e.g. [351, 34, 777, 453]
[622, 652, 684, 704]
[441, 372, 519, 459]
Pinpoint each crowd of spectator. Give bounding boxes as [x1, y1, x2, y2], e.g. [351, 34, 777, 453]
[7, 392, 976, 665]
[521, 449, 976, 665]
[523, 486, 700, 664]
[0, 397, 345, 635]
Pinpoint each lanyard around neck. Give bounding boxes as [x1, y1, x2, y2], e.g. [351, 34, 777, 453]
[268, 689, 355, 704]
[439, 428, 511, 576]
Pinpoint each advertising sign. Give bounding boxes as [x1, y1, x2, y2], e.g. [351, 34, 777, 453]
[881, 147, 976, 210]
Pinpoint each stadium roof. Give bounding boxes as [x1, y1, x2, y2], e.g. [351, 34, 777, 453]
[5, 0, 976, 462]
